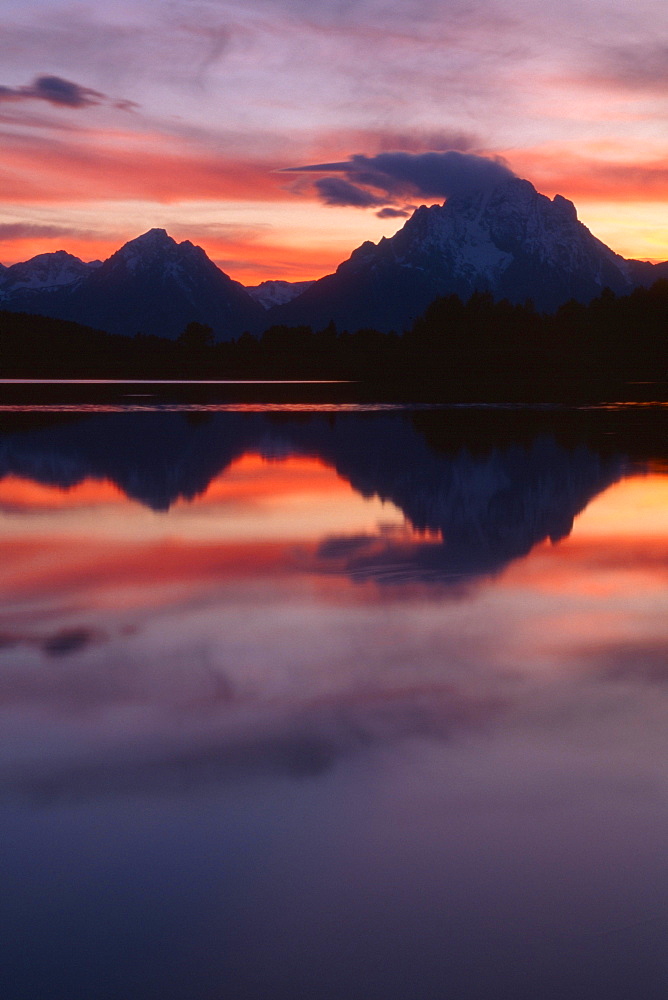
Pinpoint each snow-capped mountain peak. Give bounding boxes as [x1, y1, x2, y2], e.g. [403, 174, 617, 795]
[245, 279, 315, 309]
[367, 176, 623, 283]
[268, 174, 643, 331]
[112, 229, 193, 273]
[0, 228, 265, 340]
[0, 250, 100, 297]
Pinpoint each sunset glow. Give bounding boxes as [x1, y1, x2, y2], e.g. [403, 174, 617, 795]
[1, 0, 666, 279]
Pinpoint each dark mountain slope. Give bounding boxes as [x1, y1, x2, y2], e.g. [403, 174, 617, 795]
[1, 230, 264, 341]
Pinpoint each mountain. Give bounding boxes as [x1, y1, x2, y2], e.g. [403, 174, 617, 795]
[625, 257, 668, 286]
[268, 176, 665, 332]
[1, 230, 264, 341]
[0, 250, 100, 297]
[246, 279, 314, 309]
[1, 182, 666, 341]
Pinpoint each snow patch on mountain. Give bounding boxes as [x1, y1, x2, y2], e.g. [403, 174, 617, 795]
[362, 178, 628, 293]
[246, 279, 315, 308]
[110, 228, 185, 274]
[268, 174, 642, 331]
[0, 250, 101, 299]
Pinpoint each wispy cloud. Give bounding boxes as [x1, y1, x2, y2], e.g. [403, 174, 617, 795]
[594, 43, 668, 93]
[0, 222, 95, 242]
[0, 127, 287, 203]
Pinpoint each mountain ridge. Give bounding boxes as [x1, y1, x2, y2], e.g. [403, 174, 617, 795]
[246, 279, 315, 308]
[0, 229, 265, 341]
[0, 179, 666, 338]
[268, 177, 664, 331]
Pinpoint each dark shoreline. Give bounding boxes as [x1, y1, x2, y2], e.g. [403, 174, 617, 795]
[1, 374, 667, 407]
[1, 383, 667, 469]
[2, 281, 667, 404]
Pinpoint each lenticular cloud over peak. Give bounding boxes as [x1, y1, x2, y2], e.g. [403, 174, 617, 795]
[287, 150, 517, 212]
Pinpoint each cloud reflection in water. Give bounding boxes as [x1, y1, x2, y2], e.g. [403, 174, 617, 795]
[0, 409, 665, 803]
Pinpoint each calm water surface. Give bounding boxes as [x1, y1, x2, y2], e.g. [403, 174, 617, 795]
[1, 403, 668, 999]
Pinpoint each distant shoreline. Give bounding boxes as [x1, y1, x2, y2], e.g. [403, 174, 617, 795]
[2, 281, 667, 405]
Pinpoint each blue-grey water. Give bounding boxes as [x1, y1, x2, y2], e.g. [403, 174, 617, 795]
[1, 403, 668, 999]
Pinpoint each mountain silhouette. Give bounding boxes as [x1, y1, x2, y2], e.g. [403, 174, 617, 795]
[268, 177, 666, 332]
[0, 176, 666, 339]
[0, 230, 264, 341]
[0, 250, 100, 295]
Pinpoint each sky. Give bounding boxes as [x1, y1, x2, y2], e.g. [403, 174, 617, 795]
[0, 0, 667, 282]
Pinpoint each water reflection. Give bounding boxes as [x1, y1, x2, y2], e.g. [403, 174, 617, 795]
[2, 407, 668, 1000]
[0, 408, 628, 561]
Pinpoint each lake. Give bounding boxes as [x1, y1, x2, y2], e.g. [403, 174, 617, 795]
[2, 396, 668, 999]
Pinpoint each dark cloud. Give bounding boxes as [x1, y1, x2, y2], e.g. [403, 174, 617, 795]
[376, 206, 413, 219]
[314, 176, 387, 207]
[287, 150, 516, 211]
[30, 75, 103, 107]
[366, 150, 515, 197]
[0, 75, 103, 108]
[0, 627, 103, 657]
[42, 629, 100, 657]
[318, 534, 377, 558]
[0, 75, 136, 112]
[316, 532, 485, 588]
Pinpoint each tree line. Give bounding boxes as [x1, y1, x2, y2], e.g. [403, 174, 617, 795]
[1, 280, 667, 400]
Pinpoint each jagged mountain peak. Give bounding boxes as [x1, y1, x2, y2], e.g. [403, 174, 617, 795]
[0, 249, 100, 295]
[114, 228, 193, 261]
[9, 248, 87, 270]
[123, 227, 174, 247]
[408, 175, 624, 283]
[388, 178, 580, 252]
[100, 229, 224, 286]
[28, 248, 84, 262]
[0, 227, 265, 340]
[270, 175, 640, 330]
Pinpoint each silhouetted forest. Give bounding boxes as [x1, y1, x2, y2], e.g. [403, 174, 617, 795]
[1, 281, 667, 400]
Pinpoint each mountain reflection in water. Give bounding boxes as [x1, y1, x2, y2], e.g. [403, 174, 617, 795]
[1, 406, 668, 1000]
